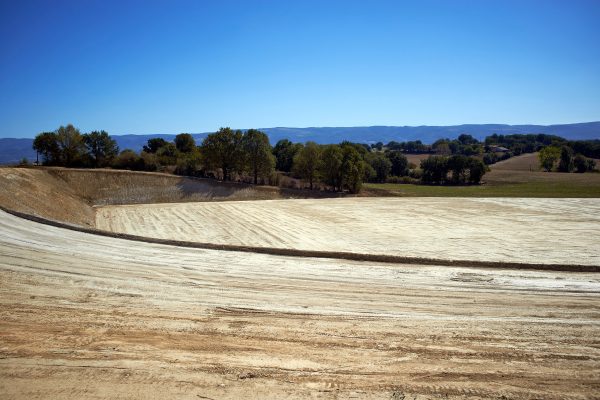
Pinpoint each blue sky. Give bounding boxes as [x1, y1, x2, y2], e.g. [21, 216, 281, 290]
[1, 0, 599, 138]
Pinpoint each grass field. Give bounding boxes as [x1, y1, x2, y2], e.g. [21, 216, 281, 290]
[364, 153, 600, 197]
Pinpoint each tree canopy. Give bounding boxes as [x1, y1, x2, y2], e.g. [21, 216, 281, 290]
[83, 130, 119, 167]
[538, 146, 561, 172]
[293, 141, 321, 190]
[174, 133, 196, 153]
[200, 127, 244, 181]
[242, 129, 275, 184]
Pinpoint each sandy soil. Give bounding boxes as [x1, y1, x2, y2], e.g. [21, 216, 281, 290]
[0, 167, 338, 227]
[96, 197, 600, 266]
[0, 167, 96, 226]
[1, 209, 600, 399]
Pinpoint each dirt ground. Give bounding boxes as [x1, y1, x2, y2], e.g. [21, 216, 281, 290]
[1, 209, 600, 399]
[96, 197, 600, 266]
[0, 167, 339, 227]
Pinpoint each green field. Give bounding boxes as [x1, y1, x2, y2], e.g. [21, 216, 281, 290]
[364, 153, 600, 198]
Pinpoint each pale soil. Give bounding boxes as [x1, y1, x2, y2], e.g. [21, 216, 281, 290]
[0, 167, 95, 226]
[96, 197, 600, 266]
[1, 210, 600, 399]
[0, 167, 336, 227]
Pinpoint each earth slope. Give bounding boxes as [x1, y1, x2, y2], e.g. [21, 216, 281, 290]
[1, 210, 599, 399]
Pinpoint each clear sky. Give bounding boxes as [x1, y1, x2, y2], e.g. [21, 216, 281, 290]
[1, 0, 599, 138]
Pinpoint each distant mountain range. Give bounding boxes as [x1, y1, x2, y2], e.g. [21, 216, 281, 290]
[1, 122, 599, 164]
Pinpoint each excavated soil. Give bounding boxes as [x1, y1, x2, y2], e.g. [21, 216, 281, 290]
[1, 210, 600, 399]
[1, 167, 600, 399]
[96, 197, 600, 266]
[0, 167, 336, 226]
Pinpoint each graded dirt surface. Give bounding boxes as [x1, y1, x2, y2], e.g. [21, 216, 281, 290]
[1, 210, 600, 399]
[0, 167, 338, 227]
[96, 197, 600, 266]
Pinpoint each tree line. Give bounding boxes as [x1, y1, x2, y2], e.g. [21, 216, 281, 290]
[51, 124, 600, 192]
[33, 125, 119, 168]
[538, 145, 596, 173]
[374, 133, 600, 169]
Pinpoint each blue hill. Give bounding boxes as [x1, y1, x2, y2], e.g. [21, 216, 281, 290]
[1, 122, 599, 164]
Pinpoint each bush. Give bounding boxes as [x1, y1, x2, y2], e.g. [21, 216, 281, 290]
[386, 175, 419, 184]
[140, 152, 160, 172]
[409, 168, 423, 180]
[483, 152, 498, 165]
[112, 150, 143, 170]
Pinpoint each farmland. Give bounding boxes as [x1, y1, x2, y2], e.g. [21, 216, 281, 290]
[365, 153, 600, 198]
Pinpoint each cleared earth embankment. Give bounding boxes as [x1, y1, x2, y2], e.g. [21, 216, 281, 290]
[96, 197, 600, 267]
[0, 167, 335, 226]
[1, 209, 600, 399]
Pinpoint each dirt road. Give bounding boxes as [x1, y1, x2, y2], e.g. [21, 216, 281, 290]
[1, 209, 600, 399]
[96, 197, 600, 266]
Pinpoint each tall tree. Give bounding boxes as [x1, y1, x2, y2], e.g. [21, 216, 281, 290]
[156, 142, 178, 165]
[367, 153, 392, 183]
[56, 124, 86, 166]
[421, 156, 449, 184]
[447, 155, 469, 184]
[273, 139, 302, 172]
[340, 145, 366, 193]
[174, 133, 196, 153]
[32, 132, 60, 165]
[538, 146, 560, 172]
[242, 129, 275, 184]
[200, 127, 244, 181]
[320, 144, 343, 191]
[143, 138, 168, 153]
[83, 130, 119, 167]
[386, 151, 409, 176]
[558, 146, 574, 172]
[467, 158, 487, 184]
[292, 141, 321, 190]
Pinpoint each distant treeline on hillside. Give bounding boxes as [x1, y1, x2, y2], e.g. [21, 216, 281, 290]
[26, 125, 599, 193]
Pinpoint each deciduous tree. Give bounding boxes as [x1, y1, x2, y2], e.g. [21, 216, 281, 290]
[320, 144, 343, 191]
[421, 156, 448, 184]
[273, 139, 302, 172]
[143, 138, 168, 153]
[368, 153, 391, 183]
[56, 124, 86, 166]
[292, 141, 321, 190]
[174, 133, 196, 153]
[538, 146, 560, 172]
[33, 132, 60, 165]
[558, 146, 574, 173]
[200, 127, 244, 181]
[242, 129, 275, 184]
[83, 130, 119, 167]
[386, 150, 409, 176]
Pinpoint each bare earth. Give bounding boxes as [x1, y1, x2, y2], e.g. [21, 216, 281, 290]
[1, 209, 600, 399]
[96, 197, 600, 266]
